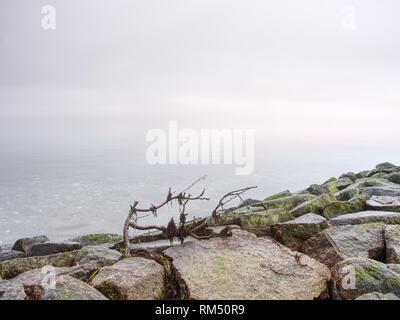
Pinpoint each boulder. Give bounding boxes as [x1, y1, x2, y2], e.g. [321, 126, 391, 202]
[385, 173, 400, 185]
[0, 279, 26, 300]
[306, 183, 339, 196]
[28, 242, 82, 257]
[322, 195, 366, 219]
[331, 178, 354, 191]
[301, 223, 385, 268]
[355, 292, 400, 300]
[164, 230, 330, 300]
[15, 272, 107, 300]
[376, 162, 397, 170]
[239, 208, 294, 236]
[362, 186, 400, 197]
[211, 205, 294, 236]
[271, 213, 329, 251]
[385, 225, 400, 264]
[387, 264, 400, 274]
[339, 172, 357, 182]
[91, 257, 164, 300]
[366, 196, 400, 212]
[41, 276, 107, 300]
[331, 258, 400, 300]
[11, 267, 107, 300]
[335, 187, 360, 201]
[290, 193, 336, 217]
[70, 233, 123, 246]
[264, 190, 292, 201]
[11, 264, 96, 283]
[253, 194, 316, 211]
[129, 236, 198, 253]
[0, 250, 24, 262]
[0, 246, 122, 279]
[330, 210, 400, 226]
[12, 235, 49, 255]
[0, 251, 77, 279]
[335, 178, 391, 201]
[356, 170, 370, 179]
[367, 165, 399, 178]
[71, 246, 123, 269]
[323, 177, 337, 184]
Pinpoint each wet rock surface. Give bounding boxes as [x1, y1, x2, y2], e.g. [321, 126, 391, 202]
[0, 246, 122, 279]
[0, 279, 26, 300]
[330, 211, 400, 226]
[331, 258, 400, 300]
[91, 257, 164, 300]
[271, 213, 329, 251]
[164, 230, 330, 300]
[12, 236, 49, 255]
[355, 292, 400, 300]
[0, 250, 24, 262]
[302, 223, 386, 268]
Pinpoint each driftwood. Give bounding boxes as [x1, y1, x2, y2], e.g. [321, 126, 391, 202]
[123, 176, 209, 256]
[122, 176, 257, 256]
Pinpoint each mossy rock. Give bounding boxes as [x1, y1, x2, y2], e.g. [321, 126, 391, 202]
[356, 170, 370, 179]
[239, 208, 294, 236]
[385, 173, 400, 185]
[323, 177, 337, 185]
[335, 187, 360, 201]
[71, 233, 122, 246]
[322, 195, 366, 219]
[332, 258, 400, 300]
[290, 193, 336, 217]
[271, 213, 329, 251]
[302, 223, 386, 268]
[264, 190, 292, 201]
[307, 183, 339, 196]
[0, 246, 122, 279]
[91, 257, 164, 300]
[254, 194, 316, 212]
[339, 172, 357, 182]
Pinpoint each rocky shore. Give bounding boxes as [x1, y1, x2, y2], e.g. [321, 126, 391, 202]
[2, 162, 400, 300]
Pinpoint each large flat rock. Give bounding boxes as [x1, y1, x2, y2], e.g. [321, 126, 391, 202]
[330, 211, 400, 226]
[0, 279, 26, 300]
[11, 268, 107, 300]
[0, 250, 24, 262]
[164, 230, 330, 300]
[0, 246, 122, 279]
[271, 213, 329, 251]
[91, 257, 164, 300]
[12, 235, 49, 255]
[301, 223, 385, 268]
[366, 196, 400, 212]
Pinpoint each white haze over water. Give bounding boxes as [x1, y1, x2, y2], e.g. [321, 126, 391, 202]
[0, 0, 399, 243]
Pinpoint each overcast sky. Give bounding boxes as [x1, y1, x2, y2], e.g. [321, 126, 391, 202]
[0, 0, 399, 150]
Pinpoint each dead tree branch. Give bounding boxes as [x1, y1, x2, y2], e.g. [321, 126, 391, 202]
[123, 177, 209, 256]
[211, 186, 258, 223]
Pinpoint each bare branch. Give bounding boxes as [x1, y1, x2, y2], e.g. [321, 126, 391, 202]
[122, 176, 209, 255]
[211, 186, 257, 223]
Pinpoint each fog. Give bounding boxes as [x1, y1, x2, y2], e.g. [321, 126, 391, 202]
[0, 0, 399, 242]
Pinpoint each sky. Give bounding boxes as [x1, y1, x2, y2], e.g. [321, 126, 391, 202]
[0, 0, 399, 155]
[0, 0, 400, 242]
